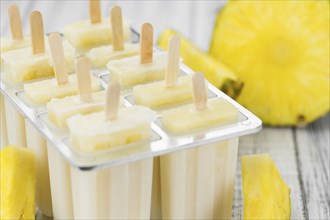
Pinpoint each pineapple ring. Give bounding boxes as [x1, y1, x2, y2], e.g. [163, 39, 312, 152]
[210, 0, 329, 125]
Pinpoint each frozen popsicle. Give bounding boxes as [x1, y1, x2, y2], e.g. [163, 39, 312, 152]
[67, 82, 155, 219]
[63, 0, 131, 49]
[68, 82, 156, 152]
[1, 11, 75, 83]
[86, 5, 139, 68]
[47, 56, 111, 127]
[133, 36, 192, 108]
[160, 73, 240, 219]
[107, 23, 168, 86]
[24, 34, 100, 104]
[0, 4, 30, 53]
[162, 73, 238, 133]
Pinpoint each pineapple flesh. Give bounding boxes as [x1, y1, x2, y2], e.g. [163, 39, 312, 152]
[0, 145, 36, 220]
[241, 154, 291, 219]
[210, 0, 330, 125]
[158, 29, 243, 99]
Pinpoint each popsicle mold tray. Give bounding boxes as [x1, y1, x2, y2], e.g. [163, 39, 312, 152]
[0, 33, 262, 170]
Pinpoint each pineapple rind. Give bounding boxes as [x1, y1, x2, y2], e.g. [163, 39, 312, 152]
[210, 0, 330, 125]
[241, 154, 291, 219]
[0, 145, 36, 220]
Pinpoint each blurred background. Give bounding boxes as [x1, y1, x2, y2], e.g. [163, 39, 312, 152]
[1, 0, 224, 51]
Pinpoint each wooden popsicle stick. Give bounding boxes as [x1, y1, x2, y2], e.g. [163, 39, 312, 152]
[111, 5, 124, 51]
[90, 0, 101, 24]
[165, 35, 181, 87]
[192, 72, 208, 111]
[76, 56, 93, 102]
[30, 11, 45, 55]
[140, 23, 153, 64]
[48, 32, 68, 85]
[105, 82, 120, 121]
[8, 4, 23, 40]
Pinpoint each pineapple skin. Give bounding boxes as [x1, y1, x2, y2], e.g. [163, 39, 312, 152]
[210, 0, 330, 125]
[0, 146, 36, 220]
[241, 154, 291, 219]
[157, 29, 243, 99]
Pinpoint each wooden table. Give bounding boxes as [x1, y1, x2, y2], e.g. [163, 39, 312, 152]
[1, 1, 329, 219]
[233, 114, 330, 219]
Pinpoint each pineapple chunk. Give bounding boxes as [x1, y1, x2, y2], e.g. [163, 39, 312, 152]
[133, 75, 193, 108]
[86, 43, 139, 68]
[0, 145, 36, 220]
[67, 106, 156, 152]
[0, 37, 30, 53]
[162, 98, 238, 133]
[1, 40, 75, 83]
[24, 74, 100, 104]
[241, 154, 291, 219]
[63, 17, 131, 49]
[107, 52, 168, 86]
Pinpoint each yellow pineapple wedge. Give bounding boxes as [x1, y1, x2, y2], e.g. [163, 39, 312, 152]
[210, 0, 329, 125]
[241, 154, 291, 219]
[0, 145, 36, 220]
[158, 29, 243, 99]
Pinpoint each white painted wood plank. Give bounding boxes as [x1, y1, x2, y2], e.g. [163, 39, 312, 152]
[233, 128, 306, 219]
[295, 114, 330, 219]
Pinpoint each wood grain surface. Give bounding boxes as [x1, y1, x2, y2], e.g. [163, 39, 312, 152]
[1, 1, 329, 219]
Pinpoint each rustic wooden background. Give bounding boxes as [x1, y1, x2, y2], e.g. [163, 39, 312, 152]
[1, 1, 329, 219]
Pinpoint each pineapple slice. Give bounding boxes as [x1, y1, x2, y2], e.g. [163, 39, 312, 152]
[210, 1, 330, 125]
[158, 29, 243, 99]
[241, 154, 290, 219]
[0, 145, 36, 219]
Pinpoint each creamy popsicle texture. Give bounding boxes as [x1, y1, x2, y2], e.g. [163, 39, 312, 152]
[133, 75, 192, 108]
[25, 121, 53, 217]
[47, 91, 106, 127]
[160, 138, 239, 219]
[1, 40, 75, 83]
[107, 52, 167, 86]
[0, 38, 30, 54]
[63, 18, 131, 49]
[63, 1, 131, 49]
[162, 98, 239, 133]
[24, 74, 100, 104]
[87, 43, 139, 68]
[70, 158, 153, 219]
[67, 105, 156, 152]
